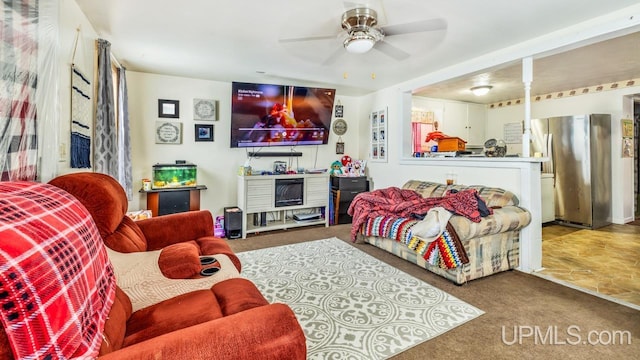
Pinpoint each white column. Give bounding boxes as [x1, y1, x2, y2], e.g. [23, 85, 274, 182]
[522, 57, 532, 157]
[518, 161, 543, 273]
[518, 57, 542, 272]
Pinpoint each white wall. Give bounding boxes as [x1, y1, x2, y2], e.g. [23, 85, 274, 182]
[57, 0, 637, 224]
[358, 87, 523, 193]
[58, 2, 367, 217]
[486, 86, 640, 224]
[356, 6, 640, 224]
[357, 87, 417, 189]
[358, 84, 639, 224]
[126, 72, 363, 216]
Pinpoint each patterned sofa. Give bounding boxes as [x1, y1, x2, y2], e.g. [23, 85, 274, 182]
[355, 180, 531, 284]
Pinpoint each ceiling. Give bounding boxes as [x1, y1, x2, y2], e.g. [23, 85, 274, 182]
[74, 0, 640, 102]
[413, 31, 640, 104]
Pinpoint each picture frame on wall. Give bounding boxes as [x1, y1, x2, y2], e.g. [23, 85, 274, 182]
[195, 123, 214, 142]
[622, 118, 633, 138]
[193, 98, 218, 121]
[623, 137, 633, 158]
[370, 107, 388, 162]
[155, 121, 182, 144]
[158, 99, 180, 118]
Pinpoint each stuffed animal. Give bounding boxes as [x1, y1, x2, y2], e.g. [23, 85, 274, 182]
[329, 161, 343, 175]
[353, 160, 366, 176]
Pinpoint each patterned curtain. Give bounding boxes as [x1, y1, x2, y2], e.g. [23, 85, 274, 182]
[0, 0, 39, 181]
[94, 39, 117, 177]
[118, 67, 132, 199]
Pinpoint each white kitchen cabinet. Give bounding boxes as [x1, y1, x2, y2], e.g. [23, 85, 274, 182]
[466, 103, 487, 146]
[436, 101, 487, 147]
[440, 102, 467, 140]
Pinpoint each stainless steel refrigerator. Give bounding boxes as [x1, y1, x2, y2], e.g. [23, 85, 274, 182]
[531, 114, 612, 229]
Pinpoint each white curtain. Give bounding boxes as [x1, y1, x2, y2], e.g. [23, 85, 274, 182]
[0, 0, 39, 180]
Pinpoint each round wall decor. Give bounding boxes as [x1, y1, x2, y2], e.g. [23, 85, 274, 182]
[332, 118, 348, 136]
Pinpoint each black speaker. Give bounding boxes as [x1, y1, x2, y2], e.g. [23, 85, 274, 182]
[224, 207, 243, 239]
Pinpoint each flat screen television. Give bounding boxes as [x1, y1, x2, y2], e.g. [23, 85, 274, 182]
[230, 82, 336, 148]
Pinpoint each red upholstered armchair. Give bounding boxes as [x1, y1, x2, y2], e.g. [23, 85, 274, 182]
[0, 181, 306, 360]
[49, 172, 239, 278]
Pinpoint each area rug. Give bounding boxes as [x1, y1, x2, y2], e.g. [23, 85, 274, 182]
[238, 237, 484, 359]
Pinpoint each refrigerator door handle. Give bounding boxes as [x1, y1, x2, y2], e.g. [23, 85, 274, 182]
[549, 133, 556, 187]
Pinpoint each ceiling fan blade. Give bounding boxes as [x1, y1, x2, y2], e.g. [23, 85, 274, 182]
[322, 46, 345, 66]
[262, 73, 338, 88]
[381, 18, 447, 36]
[373, 40, 410, 61]
[279, 34, 338, 43]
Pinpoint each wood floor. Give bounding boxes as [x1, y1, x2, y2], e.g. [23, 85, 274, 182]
[538, 223, 640, 308]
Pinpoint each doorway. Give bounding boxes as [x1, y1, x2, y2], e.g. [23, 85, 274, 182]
[537, 95, 640, 310]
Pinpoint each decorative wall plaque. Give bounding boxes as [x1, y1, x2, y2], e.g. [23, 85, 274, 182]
[155, 121, 182, 144]
[193, 98, 218, 121]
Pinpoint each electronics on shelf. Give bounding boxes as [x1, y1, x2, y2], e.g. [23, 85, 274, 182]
[293, 213, 322, 221]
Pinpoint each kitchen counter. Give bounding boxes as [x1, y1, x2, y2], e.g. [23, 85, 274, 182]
[400, 156, 548, 167]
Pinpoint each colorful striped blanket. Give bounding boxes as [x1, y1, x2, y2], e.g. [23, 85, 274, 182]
[348, 187, 489, 242]
[0, 182, 116, 359]
[361, 216, 469, 269]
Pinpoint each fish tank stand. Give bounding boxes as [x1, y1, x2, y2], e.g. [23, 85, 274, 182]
[140, 185, 207, 216]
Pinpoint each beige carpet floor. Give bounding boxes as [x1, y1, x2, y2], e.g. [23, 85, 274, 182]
[227, 224, 640, 360]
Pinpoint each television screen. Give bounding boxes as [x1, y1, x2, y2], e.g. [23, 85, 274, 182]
[230, 82, 336, 148]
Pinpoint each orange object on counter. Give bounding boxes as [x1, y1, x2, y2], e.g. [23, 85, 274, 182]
[437, 137, 467, 151]
[425, 130, 447, 142]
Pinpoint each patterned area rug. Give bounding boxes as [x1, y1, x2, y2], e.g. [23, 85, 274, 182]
[238, 238, 484, 359]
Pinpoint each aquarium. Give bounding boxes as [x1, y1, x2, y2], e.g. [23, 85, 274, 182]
[152, 163, 197, 189]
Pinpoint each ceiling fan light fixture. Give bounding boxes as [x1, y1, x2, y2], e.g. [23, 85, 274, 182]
[470, 85, 493, 96]
[343, 31, 376, 53]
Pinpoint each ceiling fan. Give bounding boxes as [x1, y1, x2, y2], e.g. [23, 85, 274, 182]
[279, 6, 447, 64]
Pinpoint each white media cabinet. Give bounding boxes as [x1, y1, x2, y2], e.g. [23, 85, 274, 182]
[237, 173, 329, 239]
